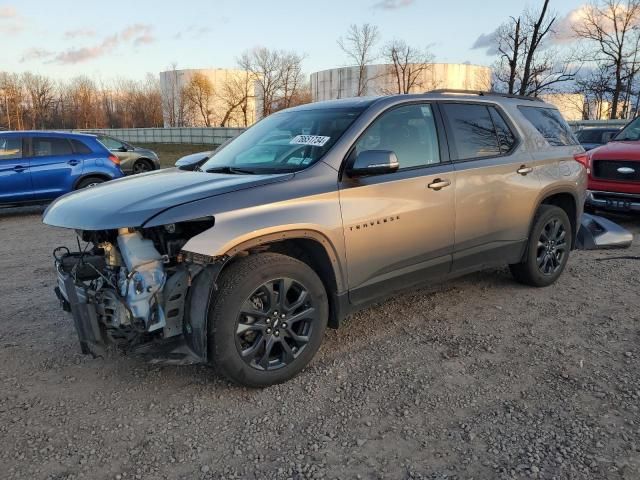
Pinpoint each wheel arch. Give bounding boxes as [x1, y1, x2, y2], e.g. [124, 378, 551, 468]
[184, 229, 347, 361]
[134, 157, 155, 168]
[538, 190, 579, 249]
[73, 173, 111, 190]
[220, 230, 346, 329]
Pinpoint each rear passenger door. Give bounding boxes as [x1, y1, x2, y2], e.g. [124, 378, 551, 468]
[0, 135, 32, 203]
[29, 136, 83, 200]
[440, 102, 541, 273]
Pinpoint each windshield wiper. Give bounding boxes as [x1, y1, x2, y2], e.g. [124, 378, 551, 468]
[205, 166, 257, 175]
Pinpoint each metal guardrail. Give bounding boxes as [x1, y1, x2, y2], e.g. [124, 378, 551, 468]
[569, 120, 628, 130]
[78, 127, 246, 145]
[73, 120, 631, 144]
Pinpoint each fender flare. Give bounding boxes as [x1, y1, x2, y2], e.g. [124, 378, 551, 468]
[183, 229, 347, 361]
[222, 228, 347, 293]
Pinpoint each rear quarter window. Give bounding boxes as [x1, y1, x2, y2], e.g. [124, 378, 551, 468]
[519, 106, 578, 147]
[71, 139, 92, 154]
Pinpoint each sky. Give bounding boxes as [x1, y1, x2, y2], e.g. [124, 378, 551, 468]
[0, 0, 588, 81]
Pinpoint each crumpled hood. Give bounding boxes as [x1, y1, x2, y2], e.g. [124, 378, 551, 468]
[43, 168, 292, 230]
[590, 141, 640, 161]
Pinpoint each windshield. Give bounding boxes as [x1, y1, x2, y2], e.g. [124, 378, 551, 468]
[615, 116, 640, 141]
[201, 107, 365, 174]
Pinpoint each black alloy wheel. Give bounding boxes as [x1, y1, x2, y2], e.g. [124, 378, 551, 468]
[235, 277, 318, 371]
[536, 218, 568, 275]
[133, 159, 153, 174]
[207, 252, 328, 387]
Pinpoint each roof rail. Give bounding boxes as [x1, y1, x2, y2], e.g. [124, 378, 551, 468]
[427, 89, 544, 103]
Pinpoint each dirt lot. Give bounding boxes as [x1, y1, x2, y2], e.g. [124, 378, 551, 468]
[0, 209, 639, 480]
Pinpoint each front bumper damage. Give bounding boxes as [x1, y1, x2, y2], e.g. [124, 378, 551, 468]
[576, 213, 634, 250]
[54, 257, 225, 365]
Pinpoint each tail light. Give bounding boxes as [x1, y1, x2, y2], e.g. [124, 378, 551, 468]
[108, 154, 120, 166]
[573, 152, 591, 174]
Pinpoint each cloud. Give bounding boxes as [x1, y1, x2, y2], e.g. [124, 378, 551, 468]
[0, 5, 16, 18]
[173, 25, 213, 40]
[52, 24, 155, 64]
[64, 28, 96, 39]
[53, 35, 119, 64]
[471, 30, 499, 54]
[20, 47, 54, 62]
[373, 0, 415, 10]
[0, 5, 25, 33]
[548, 4, 639, 44]
[120, 23, 155, 45]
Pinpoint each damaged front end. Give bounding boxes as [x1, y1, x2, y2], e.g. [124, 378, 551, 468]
[53, 218, 221, 364]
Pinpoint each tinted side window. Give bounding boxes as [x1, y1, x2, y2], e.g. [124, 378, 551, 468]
[576, 129, 601, 143]
[33, 137, 73, 157]
[488, 107, 516, 153]
[71, 139, 92, 154]
[354, 104, 440, 169]
[99, 136, 124, 150]
[0, 137, 22, 160]
[518, 106, 577, 146]
[442, 104, 501, 160]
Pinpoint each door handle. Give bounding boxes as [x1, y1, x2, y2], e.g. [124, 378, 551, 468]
[68, 160, 79, 166]
[13, 165, 27, 172]
[427, 178, 451, 191]
[517, 165, 534, 176]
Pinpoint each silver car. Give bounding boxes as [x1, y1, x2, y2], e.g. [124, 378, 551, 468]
[95, 134, 160, 174]
[45, 91, 586, 387]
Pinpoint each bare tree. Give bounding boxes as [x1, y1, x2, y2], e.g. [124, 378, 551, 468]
[66, 76, 101, 129]
[22, 73, 56, 129]
[238, 47, 306, 118]
[183, 72, 215, 127]
[337, 23, 380, 96]
[495, 17, 524, 94]
[576, 64, 616, 118]
[381, 39, 434, 94]
[491, 0, 578, 96]
[574, 0, 640, 118]
[278, 52, 306, 110]
[0, 72, 25, 130]
[162, 63, 186, 127]
[218, 71, 255, 127]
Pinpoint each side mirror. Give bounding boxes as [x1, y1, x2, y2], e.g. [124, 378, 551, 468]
[602, 132, 616, 143]
[118, 145, 128, 152]
[175, 151, 212, 171]
[348, 150, 400, 177]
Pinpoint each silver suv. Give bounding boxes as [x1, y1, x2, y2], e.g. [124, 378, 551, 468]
[45, 91, 586, 387]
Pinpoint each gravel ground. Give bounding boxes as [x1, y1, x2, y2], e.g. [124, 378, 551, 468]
[0, 208, 639, 480]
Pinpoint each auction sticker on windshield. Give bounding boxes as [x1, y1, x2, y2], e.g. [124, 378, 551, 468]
[289, 135, 330, 147]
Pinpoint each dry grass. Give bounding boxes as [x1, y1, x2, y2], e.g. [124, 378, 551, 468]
[136, 143, 214, 169]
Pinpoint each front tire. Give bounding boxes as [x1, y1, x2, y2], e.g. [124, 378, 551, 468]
[510, 205, 572, 287]
[75, 176, 105, 190]
[208, 253, 328, 387]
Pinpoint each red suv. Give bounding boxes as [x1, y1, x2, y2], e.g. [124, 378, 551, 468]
[580, 117, 640, 213]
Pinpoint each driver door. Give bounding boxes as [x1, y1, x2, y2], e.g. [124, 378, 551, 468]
[338, 103, 456, 305]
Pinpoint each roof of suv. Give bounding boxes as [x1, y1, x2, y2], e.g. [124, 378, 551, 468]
[288, 90, 557, 112]
[0, 130, 98, 139]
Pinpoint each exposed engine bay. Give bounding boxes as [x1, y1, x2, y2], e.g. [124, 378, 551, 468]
[53, 219, 216, 360]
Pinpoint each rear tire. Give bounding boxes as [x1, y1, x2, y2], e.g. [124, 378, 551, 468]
[510, 205, 572, 287]
[75, 176, 105, 190]
[132, 159, 154, 174]
[208, 252, 328, 388]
